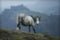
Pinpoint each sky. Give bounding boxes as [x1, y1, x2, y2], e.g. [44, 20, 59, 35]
[0, 0, 59, 15]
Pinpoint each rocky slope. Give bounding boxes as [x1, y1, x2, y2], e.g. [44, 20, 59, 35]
[0, 29, 60, 40]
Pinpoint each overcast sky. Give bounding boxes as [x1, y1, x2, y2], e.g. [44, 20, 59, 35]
[0, 0, 59, 14]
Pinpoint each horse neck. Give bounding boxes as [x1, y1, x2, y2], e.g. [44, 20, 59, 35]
[31, 17, 36, 23]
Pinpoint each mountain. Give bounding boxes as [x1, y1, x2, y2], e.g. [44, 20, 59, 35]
[1, 4, 48, 30]
[45, 14, 60, 37]
[0, 4, 59, 37]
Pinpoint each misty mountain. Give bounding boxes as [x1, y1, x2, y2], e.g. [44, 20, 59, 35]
[0, 4, 59, 37]
[1, 4, 48, 29]
[0, 14, 1, 27]
[45, 14, 60, 37]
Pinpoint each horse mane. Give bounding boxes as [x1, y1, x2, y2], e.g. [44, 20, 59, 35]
[30, 15, 37, 22]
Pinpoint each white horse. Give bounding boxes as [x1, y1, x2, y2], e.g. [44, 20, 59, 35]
[16, 13, 40, 33]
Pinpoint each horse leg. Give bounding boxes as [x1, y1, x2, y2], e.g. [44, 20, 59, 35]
[17, 22, 20, 27]
[18, 25, 21, 30]
[17, 22, 21, 30]
[29, 26, 30, 32]
[32, 26, 36, 33]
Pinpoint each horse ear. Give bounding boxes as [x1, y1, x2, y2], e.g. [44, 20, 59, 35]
[30, 15, 33, 17]
[37, 16, 41, 21]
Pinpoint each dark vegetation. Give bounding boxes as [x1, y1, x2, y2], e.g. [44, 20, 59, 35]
[0, 29, 60, 40]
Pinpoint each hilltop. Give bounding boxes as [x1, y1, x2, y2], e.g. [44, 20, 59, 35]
[0, 29, 60, 40]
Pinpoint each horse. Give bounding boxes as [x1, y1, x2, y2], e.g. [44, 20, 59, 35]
[16, 13, 40, 33]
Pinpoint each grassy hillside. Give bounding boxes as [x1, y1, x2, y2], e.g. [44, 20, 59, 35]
[0, 29, 60, 40]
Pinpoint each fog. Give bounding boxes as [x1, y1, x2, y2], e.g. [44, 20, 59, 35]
[0, 0, 59, 15]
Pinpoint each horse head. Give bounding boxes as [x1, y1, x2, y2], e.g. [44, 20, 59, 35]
[31, 15, 41, 25]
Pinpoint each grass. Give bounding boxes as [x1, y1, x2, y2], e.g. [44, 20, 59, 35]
[0, 29, 60, 40]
